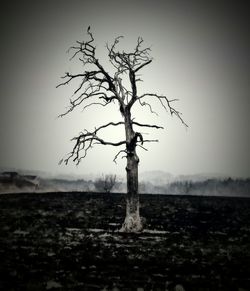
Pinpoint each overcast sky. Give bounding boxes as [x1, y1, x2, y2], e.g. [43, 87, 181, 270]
[0, 0, 249, 178]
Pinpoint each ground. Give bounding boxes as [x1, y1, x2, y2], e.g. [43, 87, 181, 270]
[0, 192, 250, 291]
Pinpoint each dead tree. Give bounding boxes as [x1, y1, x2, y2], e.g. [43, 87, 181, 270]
[57, 27, 187, 232]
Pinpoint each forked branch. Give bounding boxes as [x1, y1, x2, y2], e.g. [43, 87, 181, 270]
[107, 36, 152, 104]
[57, 27, 123, 117]
[138, 93, 188, 127]
[60, 122, 126, 165]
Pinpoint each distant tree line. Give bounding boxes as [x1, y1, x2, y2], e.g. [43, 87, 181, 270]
[139, 178, 250, 197]
[1, 171, 249, 197]
[23, 176, 250, 196]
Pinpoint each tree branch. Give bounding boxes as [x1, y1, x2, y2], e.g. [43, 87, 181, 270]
[107, 36, 153, 107]
[57, 27, 124, 117]
[134, 59, 152, 73]
[132, 121, 163, 129]
[135, 97, 158, 116]
[61, 122, 126, 165]
[113, 149, 127, 164]
[93, 121, 124, 132]
[137, 144, 149, 151]
[143, 139, 159, 143]
[138, 93, 188, 127]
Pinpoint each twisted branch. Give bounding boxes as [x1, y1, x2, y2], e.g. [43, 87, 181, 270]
[61, 122, 127, 165]
[113, 150, 128, 164]
[107, 36, 153, 105]
[57, 27, 123, 117]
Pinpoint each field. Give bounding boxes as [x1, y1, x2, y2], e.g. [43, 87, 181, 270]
[0, 192, 250, 291]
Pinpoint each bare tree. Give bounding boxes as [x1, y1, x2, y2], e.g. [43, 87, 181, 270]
[94, 174, 117, 193]
[57, 27, 187, 232]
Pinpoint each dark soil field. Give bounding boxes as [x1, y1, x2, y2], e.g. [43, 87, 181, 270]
[0, 192, 250, 291]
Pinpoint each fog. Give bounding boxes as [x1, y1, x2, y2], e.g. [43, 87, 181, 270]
[0, 0, 249, 178]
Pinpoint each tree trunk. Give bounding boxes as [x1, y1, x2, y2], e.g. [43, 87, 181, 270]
[121, 109, 143, 232]
[121, 150, 142, 232]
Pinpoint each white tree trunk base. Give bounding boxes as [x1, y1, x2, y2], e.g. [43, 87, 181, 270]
[120, 214, 143, 233]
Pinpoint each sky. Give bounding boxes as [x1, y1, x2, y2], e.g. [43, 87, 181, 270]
[0, 0, 249, 178]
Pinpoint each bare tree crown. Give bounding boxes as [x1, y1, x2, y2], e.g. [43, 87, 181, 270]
[57, 27, 187, 165]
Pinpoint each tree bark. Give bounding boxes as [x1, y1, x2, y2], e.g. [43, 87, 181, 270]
[122, 150, 142, 232]
[121, 109, 143, 232]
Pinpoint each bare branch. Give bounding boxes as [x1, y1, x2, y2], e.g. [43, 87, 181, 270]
[93, 121, 124, 132]
[65, 135, 126, 165]
[57, 28, 124, 117]
[61, 121, 126, 165]
[106, 36, 125, 70]
[56, 72, 87, 88]
[143, 139, 159, 143]
[106, 35, 153, 107]
[134, 59, 152, 73]
[113, 149, 127, 164]
[67, 26, 95, 62]
[138, 98, 159, 116]
[136, 139, 158, 152]
[137, 144, 149, 151]
[57, 76, 119, 118]
[138, 93, 188, 127]
[58, 90, 110, 118]
[132, 121, 163, 129]
[82, 102, 109, 111]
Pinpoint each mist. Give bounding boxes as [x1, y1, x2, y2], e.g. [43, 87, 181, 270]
[0, 0, 249, 178]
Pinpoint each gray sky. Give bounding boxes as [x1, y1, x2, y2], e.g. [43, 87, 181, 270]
[0, 0, 249, 178]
